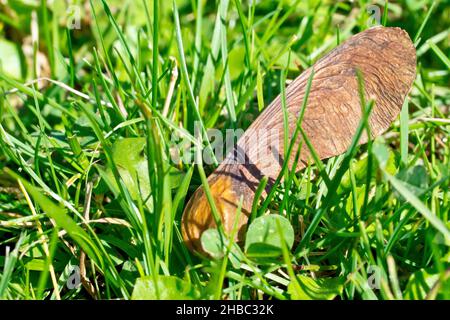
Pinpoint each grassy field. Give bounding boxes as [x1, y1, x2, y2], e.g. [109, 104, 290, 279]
[0, 0, 449, 300]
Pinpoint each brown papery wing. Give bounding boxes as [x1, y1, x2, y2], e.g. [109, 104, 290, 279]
[232, 26, 416, 181]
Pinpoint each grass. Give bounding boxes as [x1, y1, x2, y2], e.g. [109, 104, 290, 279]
[0, 0, 449, 300]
